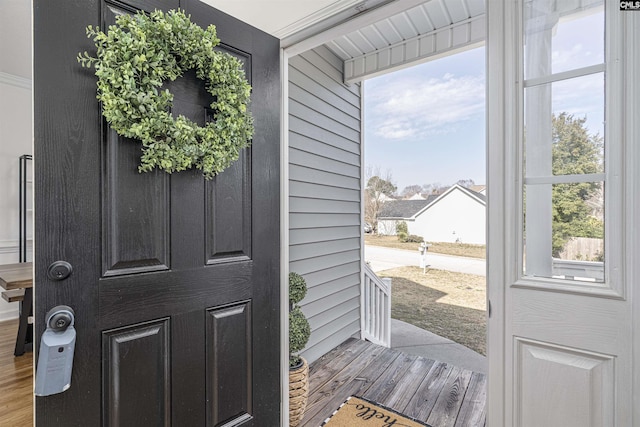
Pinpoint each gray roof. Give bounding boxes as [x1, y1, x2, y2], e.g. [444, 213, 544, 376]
[378, 196, 438, 219]
[463, 187, 486, 203]
[378, 186, 487, 220]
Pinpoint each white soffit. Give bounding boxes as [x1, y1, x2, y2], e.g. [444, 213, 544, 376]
[330, 0, 486, 83]
[201, 0, 486, 83]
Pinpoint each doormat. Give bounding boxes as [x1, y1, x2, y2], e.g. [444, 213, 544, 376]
[321, 396, 431, 427]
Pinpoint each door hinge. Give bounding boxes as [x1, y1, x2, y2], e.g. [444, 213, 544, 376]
[488, 299, 492, 318]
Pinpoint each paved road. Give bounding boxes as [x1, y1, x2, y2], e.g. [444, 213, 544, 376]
[365, 244, 486, 276]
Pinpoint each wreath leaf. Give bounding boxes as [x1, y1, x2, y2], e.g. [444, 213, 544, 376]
[77, 9, 254, 179]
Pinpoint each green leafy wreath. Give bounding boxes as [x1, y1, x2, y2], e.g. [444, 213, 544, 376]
[78, 9, 254, 179]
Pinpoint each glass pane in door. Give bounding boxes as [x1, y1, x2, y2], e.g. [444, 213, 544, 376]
[524, 0, 604, 79]
[524, 73, 605, 176]
[523, 181, 604, 283]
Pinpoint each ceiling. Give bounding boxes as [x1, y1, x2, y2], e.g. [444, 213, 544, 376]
[201, 0, 373, 38]
[0, 0, 486, 84]
[326, 0, 484, 61]
[204, 0, 486, 81]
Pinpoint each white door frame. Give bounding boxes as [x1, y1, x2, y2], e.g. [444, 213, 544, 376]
[630, 15, 640, 422]
[279, 2, 491, 425]
[485, 0, 508, 424]
[280, 47, 291, 427]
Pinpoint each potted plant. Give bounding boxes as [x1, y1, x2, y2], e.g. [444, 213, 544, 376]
[288, 272, 311, 427]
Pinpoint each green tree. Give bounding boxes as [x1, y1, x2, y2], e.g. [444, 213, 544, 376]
[455, 179, 475, 188]
[551, 113, 604, 256]
[401, 184, 423, 198]
[367, 175, 397, 197]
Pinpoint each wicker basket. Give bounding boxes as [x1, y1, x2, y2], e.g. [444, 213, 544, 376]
[289, 357, 309, 427]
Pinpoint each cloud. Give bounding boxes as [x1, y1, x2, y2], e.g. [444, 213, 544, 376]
[543, 72, 604, 135]
[550, 43, 599, 72]
[367, 73, 485, 140]
[552, 72, 602, 107]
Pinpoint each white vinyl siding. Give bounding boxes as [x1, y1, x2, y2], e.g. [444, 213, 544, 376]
[410, 189, 486, 245]
[288, 46, 362, 364]
[377, 219, 401, 236]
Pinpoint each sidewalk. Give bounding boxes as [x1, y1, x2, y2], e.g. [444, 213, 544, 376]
[390, 318, 487, 374]
[366, 245, 487, 373]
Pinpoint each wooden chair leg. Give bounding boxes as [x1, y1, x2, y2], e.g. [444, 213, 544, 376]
[14, 287, 33, 356]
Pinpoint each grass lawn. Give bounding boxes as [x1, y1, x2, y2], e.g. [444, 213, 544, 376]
[365, 234, 486, 259]
[378, 266, 487, 355]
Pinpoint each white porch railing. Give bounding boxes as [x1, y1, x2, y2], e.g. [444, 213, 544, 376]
[362, 263, 391, 347]
[552, 258, 604, 282]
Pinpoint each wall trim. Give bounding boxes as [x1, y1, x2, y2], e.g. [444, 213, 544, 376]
[0, 71, 32, 90]
[0, 308, 19, 322]
[0, 240, 32, 255]
[0, 241, 22, 322]
[273, 0, 362, 39]
[359, 80, 366, 340]
[280, 48, 291, 427]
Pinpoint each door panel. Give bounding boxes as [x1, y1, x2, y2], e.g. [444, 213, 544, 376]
[206, 151, 252, 263]
[103, 319, 171, 426]
[206, 302, 252, 425]
[514, 338, 614, 427]
[34, 0, 280, 425]
[103, 130, 171, 276]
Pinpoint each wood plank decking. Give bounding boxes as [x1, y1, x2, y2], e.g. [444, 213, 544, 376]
[300, 338, 486, 427]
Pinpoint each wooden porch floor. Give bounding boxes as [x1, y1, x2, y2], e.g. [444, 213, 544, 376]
[300, 338, 486, 427]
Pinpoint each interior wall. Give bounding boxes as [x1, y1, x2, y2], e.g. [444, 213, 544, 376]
[0, 0, 32, 320]
[288, 46, 363, 364]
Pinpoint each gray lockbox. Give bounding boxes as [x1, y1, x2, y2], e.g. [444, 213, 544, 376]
[34, 306, 76, 397]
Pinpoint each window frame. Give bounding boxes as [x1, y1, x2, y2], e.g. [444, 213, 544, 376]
[512, 0, 625, 299]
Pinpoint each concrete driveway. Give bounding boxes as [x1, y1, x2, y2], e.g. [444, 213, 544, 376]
[365, 244, 486, 276]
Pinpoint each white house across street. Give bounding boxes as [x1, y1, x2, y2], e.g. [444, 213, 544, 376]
[377, 184, 486, 244]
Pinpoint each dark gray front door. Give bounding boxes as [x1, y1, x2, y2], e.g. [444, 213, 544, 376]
[34, 0, 280, 425]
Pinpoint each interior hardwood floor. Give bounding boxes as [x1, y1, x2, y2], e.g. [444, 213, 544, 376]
[301, 338, 486, 427]
[0, 319, 33, 427]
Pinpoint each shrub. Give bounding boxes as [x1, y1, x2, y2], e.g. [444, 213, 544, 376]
[289, 307, 311, 362]
[397, 231, 408, 242]
[396, 221, 408, 235]
[289, 272, 311, 367]
[288, 272, 307, 305]
[405, 234, 424, 243]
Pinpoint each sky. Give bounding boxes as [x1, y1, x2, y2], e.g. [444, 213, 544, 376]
[363, 5, 604, 194]
[364, 47, 486, 193]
